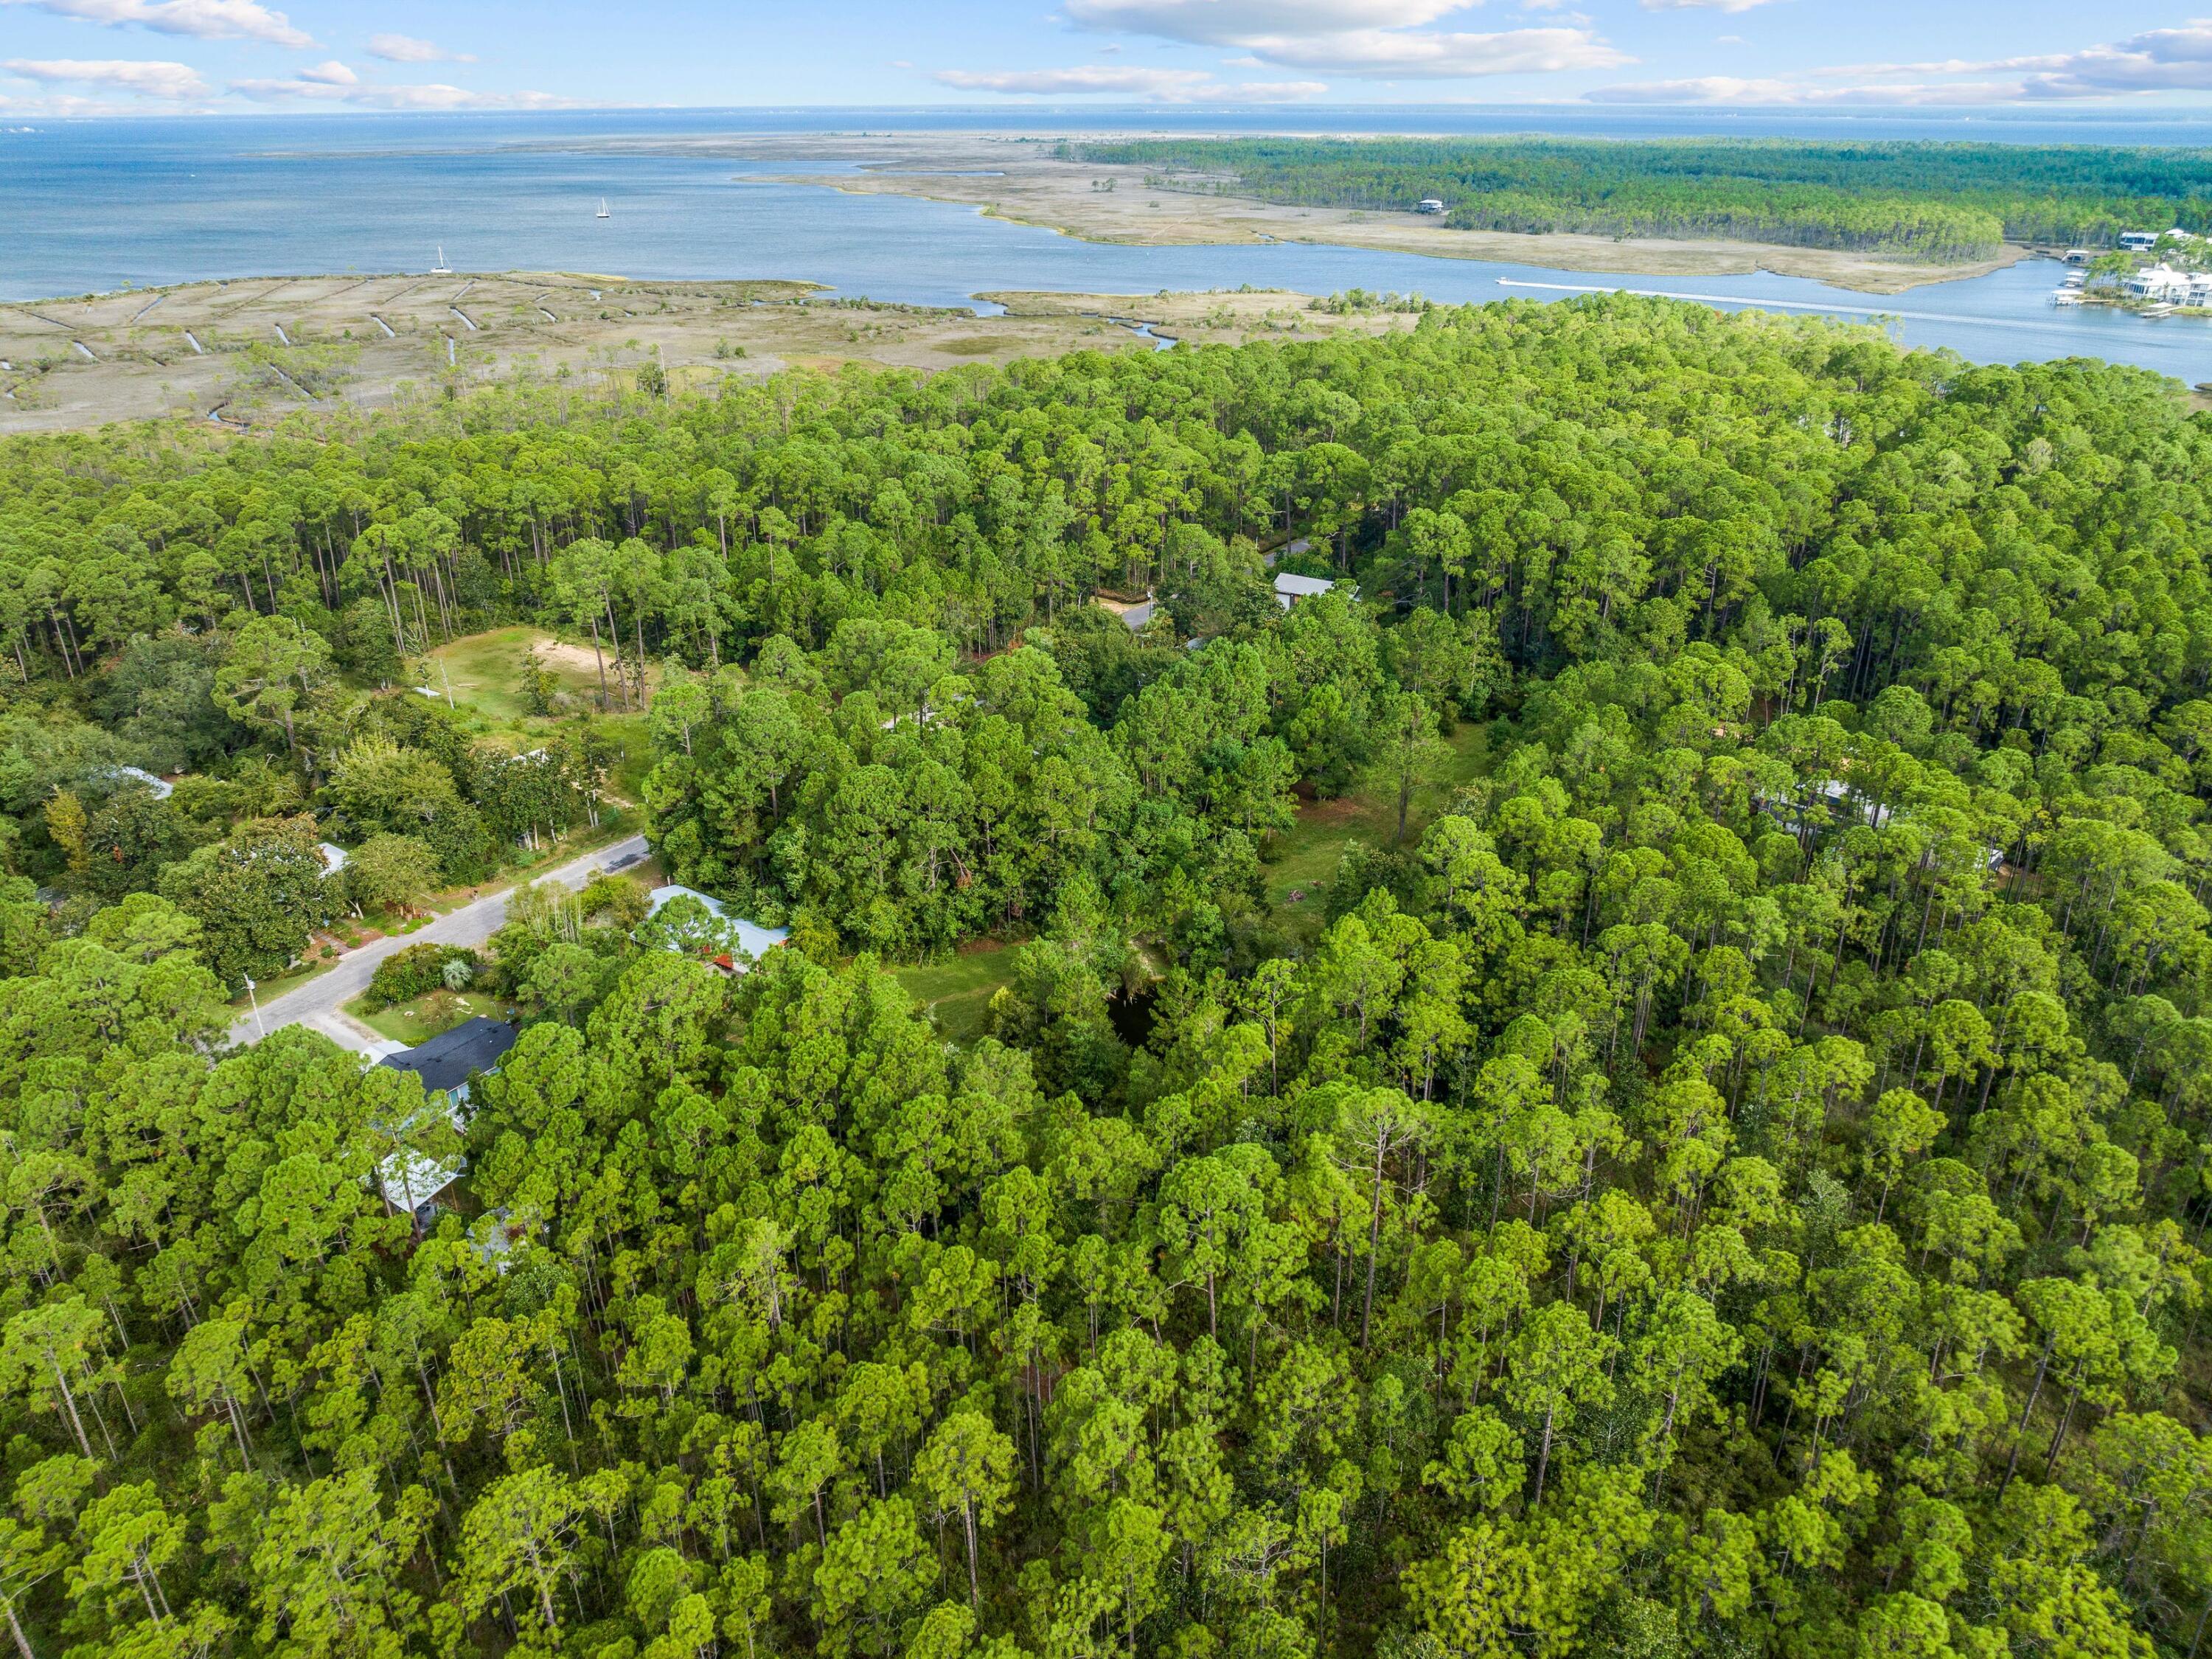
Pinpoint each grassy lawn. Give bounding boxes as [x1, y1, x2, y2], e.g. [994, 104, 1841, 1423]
[422, 626, 607, 722]
[1262, 722, 1492, 911]
[418, 627, 661, 807]
[895, 944, 1016, 1043]
[350, 987, 503, 1048]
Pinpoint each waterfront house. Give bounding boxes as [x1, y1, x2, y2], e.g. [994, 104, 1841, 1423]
[2124, 264, 2195, 302]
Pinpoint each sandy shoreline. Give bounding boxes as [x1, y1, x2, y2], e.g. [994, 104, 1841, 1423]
[554, 131, 2024, 297]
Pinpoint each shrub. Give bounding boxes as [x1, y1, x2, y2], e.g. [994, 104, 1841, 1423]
[362, 942, 485, 1012]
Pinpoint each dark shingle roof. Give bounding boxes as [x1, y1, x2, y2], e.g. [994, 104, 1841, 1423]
[378, 1017, 517, 1096]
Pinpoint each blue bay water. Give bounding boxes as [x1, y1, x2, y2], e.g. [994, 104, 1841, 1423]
[4, 108, 2211, 385]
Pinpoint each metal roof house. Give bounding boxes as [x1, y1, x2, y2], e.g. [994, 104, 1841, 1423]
[646, 885, 790, 967]
[2123, 265, 2212, 304]
[105, 765, 174, 800]
[1274, 573, 1343, 611]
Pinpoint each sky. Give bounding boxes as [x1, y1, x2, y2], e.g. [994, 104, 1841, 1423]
[1, 0, 2211, 117]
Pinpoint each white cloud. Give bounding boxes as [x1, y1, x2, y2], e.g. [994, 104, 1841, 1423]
[1639, 0, 1780, 12]
[3, 55, 204, 95]
[936, 63, 1221, 95]
[1062, 0, 1625, 78]
[1592, 18, 2212, 103]
[1067, 0, 1481, 38]
[1968, 19, 2212, 98]
[933, 63, 1326, 99]
[0, 0, 310, 47]
[1225, 78, 1333, 98]
[366, 32, 474, 64]
[0, 88, 145, 111]
[1219, 24, 1625, 74]
[229, 66, 571, 108]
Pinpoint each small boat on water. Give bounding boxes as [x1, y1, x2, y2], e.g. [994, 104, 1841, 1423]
[431, 245, 453, 275]
[2051, 288, 2085, 306]
[597, 199, 611, 219]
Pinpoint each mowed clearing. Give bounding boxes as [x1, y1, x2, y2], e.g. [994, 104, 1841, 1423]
[417, 627, 659, 801]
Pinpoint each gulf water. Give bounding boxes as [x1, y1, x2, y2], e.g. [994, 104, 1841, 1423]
[4, 108, 2211, 384]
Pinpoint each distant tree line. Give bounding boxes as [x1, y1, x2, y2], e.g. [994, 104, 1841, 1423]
[1063, 136, 2212, 260]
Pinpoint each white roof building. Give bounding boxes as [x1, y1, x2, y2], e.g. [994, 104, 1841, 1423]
[646, 884, 790, 965]
[106, 765, 173, 799]
[2124, 264, 2196, 302]
[1274, 573, 1341, 610]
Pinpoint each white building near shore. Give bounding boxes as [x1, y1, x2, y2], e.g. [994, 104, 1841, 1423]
[2123, 264, 2212, 304]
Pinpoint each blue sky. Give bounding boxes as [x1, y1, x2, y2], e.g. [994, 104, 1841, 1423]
[1, 0, 2209, 115]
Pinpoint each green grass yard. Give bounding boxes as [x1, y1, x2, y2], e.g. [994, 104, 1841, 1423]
[1260, 721, 1491, 911]
[420, 626, 621, 722]
[894, 945, 1015, 1043]
[417, 627, 658, 804]
[879, 725, 1487, 1038]
[351, 987, 501, 1048]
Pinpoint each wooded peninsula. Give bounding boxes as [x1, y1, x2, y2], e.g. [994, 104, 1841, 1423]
[0, 293, 2206, 1658]
[1064, 137, 2212, 264]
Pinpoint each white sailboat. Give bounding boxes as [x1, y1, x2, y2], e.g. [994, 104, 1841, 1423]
[597, 198, 611, 219]
[431, 245, 453, 275]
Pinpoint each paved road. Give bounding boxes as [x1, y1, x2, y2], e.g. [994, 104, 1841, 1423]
[229, 832, 650, 1050]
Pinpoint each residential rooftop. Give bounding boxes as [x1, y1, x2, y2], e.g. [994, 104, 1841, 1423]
[378, 1016, 518, 1099]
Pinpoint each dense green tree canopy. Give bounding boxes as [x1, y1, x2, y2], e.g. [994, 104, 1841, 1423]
[0, 295, 2205, 1656]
